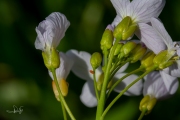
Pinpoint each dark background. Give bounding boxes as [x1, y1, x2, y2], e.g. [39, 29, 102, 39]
[0, 0, 180, 120]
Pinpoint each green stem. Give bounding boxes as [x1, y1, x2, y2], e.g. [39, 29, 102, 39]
[109, 58, 131, 81]
[51, 69, 76, 120]
[96, 38, 121, 120]
[138, 109, 147, 120]
[104, 49, 108, 67]
[101, 70, 154, 119]
[93, 69, 100, 101]
[61, 102, 67, 120]
[107, 66, 144, 98]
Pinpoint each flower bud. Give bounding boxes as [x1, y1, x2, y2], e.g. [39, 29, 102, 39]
[121, 41, 137, 57]
[113, 16, 131, 40]
[122, 24, 137, 40]
[100, 25, 113, 50]
[97, 73, 104, 91]
[153, 50, 176, 69]
[114, 43, 124, 56]
[42, 47, 60, 70]
[130, 43, 147, 63]
[141, 51, 156, 69]
[60, 79, 69, 96]
[139, 95, 157, 115]
[90, 52, 102, 69]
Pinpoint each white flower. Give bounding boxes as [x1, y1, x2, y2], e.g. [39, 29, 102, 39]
[49, 52, 73, 98]
[138, 17, 180, 77]
[143, 71, 178, 100]
[66, 49, 142, 107]
[35, 12, 70, 51]
[150, 18, 180, 77]
[111, 0, 165, 27]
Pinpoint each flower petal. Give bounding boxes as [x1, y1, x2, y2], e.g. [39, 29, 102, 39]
[46, 12, 70, 48]
[113, 73, 142, 96]
[80, 81, 97, 107]
[130, 0, 165, 23]
[35, 12, 70, 50]
[144, 71, 178, 100]
[137, 23, 166, 54]
[111, 15, 122, 29]
[66, 49, 102, 81]
[35, 28, 46, 50]
[143, 71, 168, 100]
[49, 52, 73, 81]
[151, 18, 173, 49]
[163, 62, 180, 77]
[160, 71, 179, 95]
[110, 0, 130, 18]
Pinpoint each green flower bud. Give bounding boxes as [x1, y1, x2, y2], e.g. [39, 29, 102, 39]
[113, 16, 131, 40]
[97, 73, 104, 91]
[141, 51, 156, 69]
[114, 43, 124, 56]
[100, 28, 113, 50]
[121, 41, 137, 57]
[130, 43, 147, 63]
[42, 47, 60, 70]
[153, 50, 176, 70]
[139, 95, 157, 115]
[90, 52, 102, 69]
[122, 24, 137, 40]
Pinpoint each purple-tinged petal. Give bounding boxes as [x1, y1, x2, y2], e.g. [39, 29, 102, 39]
[35, 12, 70, 51]
[160, 71, 179, 94]
[116, 63, 129, 73]
[130, 0, 165, 23]
[163, 63, 180, 77]
[110, 0, 130, 18]
[138, 23, 166, 54]
[143, 71, 170, 100]
[151, 18, 173, 49]
[111, 15, 122, 29]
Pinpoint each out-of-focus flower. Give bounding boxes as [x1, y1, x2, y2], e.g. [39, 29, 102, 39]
[66, 49, 142, 107]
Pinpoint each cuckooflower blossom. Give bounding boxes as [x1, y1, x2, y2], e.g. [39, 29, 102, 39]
[138, 17, 180, 77]
[66, 49, 142, 107]
[143, 71, 178, 100]
[35, 12, 70, 51]
[49, 52, 73, 99]
[111, 0, 165, 27]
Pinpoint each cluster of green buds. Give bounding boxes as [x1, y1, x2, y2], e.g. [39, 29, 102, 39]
[140, 50, 177, 72]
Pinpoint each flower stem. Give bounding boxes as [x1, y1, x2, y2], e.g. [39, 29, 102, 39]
[93, 69, 100, 101]
[107, 66, 144, 98]
[138, 109, 147, 120]
[101, 69, 154, 119]
[51, 69, 76, 120]
[96, 37, 121, 120]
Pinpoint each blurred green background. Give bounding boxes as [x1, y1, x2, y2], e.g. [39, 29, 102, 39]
[0, 0, 180, 120]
